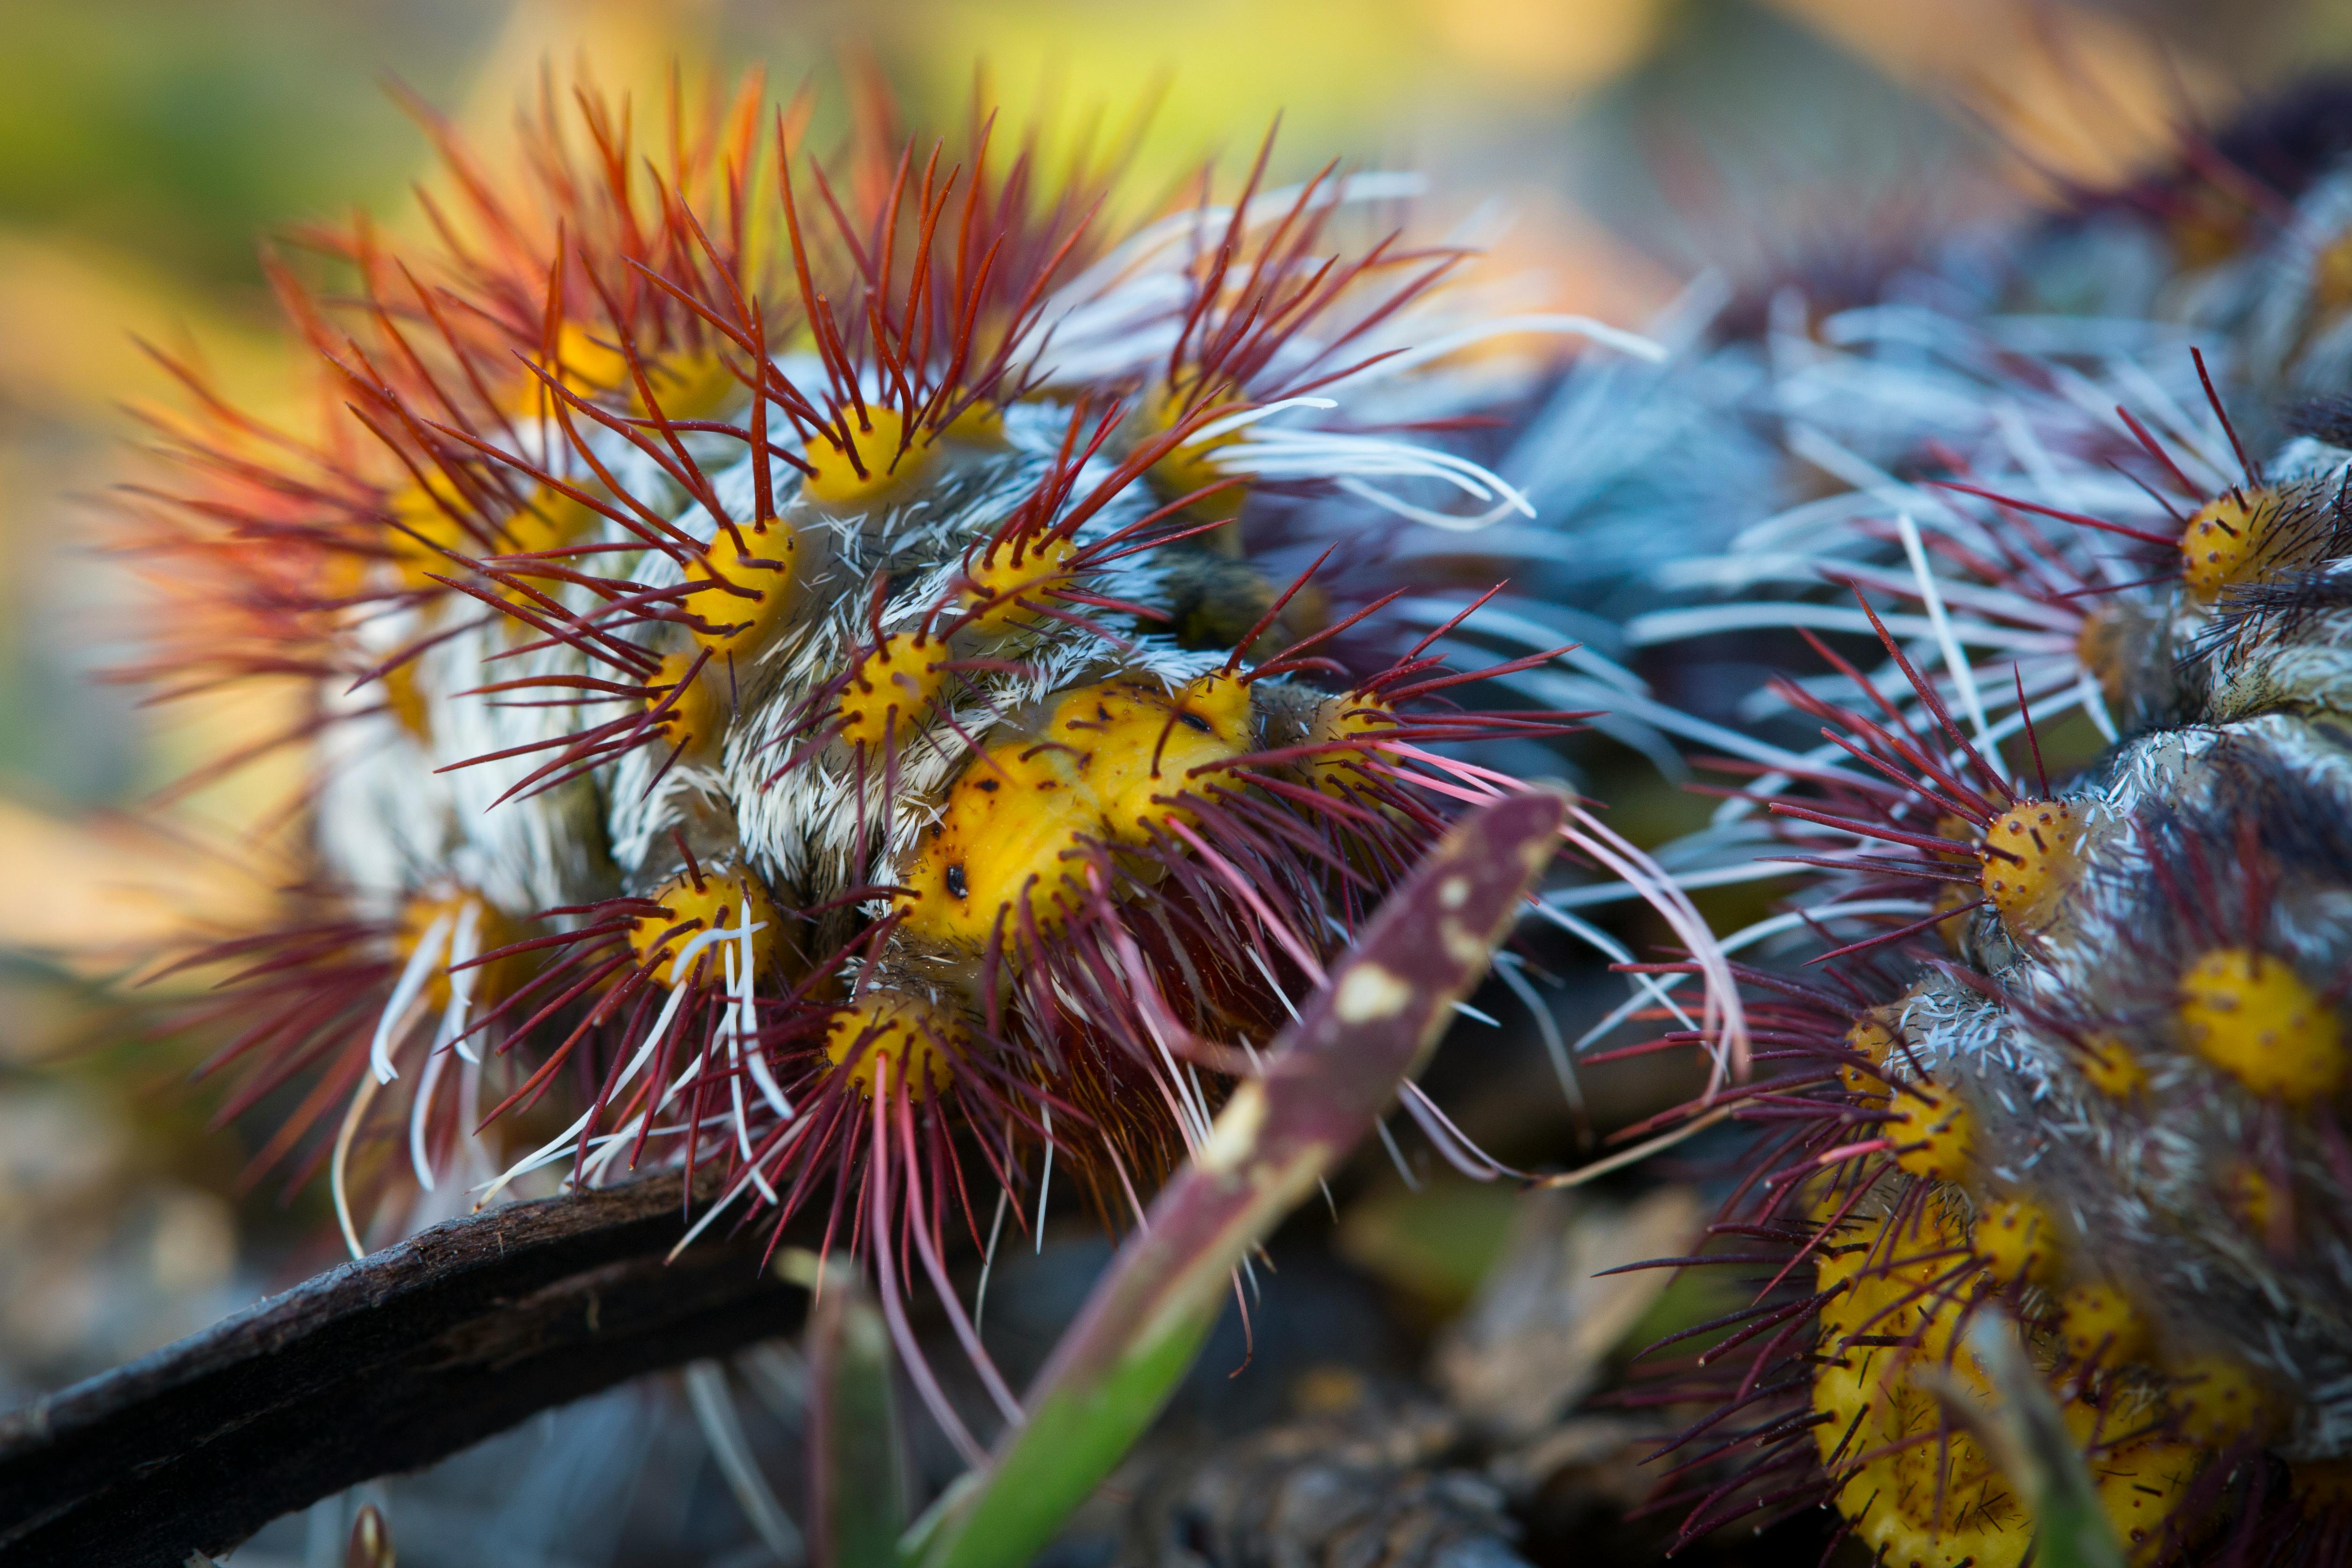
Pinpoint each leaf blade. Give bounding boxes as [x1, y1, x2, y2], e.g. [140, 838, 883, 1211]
[799, 1257, 907, 1568]
[916, 788, 1569, 1568]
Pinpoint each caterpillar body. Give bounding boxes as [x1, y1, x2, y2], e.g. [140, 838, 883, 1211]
[1617, 80, 2352, 1568]
[122, 70, 1700, 1462]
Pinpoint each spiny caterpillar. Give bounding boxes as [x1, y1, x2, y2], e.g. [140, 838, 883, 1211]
[119, 69, 1675, 1458]
[1615, 85, 2352, 1568]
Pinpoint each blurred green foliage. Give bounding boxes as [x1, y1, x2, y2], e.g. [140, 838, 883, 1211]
[0, 0, 488, 290]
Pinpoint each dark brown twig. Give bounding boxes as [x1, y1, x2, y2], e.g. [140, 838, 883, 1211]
[0, 1170, 798, 1568]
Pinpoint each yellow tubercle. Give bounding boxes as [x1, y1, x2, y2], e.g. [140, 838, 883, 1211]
[1092, 671, 1250, 826]
[825, 994, 962, 1100]
[1142, 386, 1250, 524]
[687, 523, 797, 654]
[2078, 1032, 2148, 1100]
[803, 406, 931, 509]
[500, 484, 603, 559]
[1979, 799, 2083, 933]
[941, 398, 1006, 445]
[637, 348, 742, 419]
[2065, 1407, 2202, 1554]
[1809, 1206, 2191, 1568]
[1808, 1235, 1868, 1304]
[388, 474, 605, 599]
[1801, 1171, 1863, 1232]
[387, 470, 475, 593]
[1888, 1082, 1972, 1182]
[395, 889, 514, 1009]
[627, 870, 779, 989]
[552, 321, 629, 394]
[1814, 1201, 1970, 1348]
[2058, 1280, 2151, 1366]
[501, 324, 746, 419]
[484, 322, 630, 412]
[1306, 694, 1399, 797]
[485, 488, 607, 642]
[319, 532, 376, 602]
[2180, 489, 2282, 600]
[381, 659, 432, 741]
[2166, 1352, 2277, 1446]
[837, 633, 950, 749]
[2178, 947, 2345, 1104]
[647, 651, 724, 752]
[1832, 1457, 2022, 1568]
[960, 534, 1080, 636]
[1839, 1014, 1898, 1103]
[893, 672, 1255, 947]
[1973, 1196, 2060, 1286]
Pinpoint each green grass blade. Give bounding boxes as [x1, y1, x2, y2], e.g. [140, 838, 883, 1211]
[1963, 1310, 2129, 1568]
[913, 788, 1569, 1568]
[797, 1256, 907, 1568]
